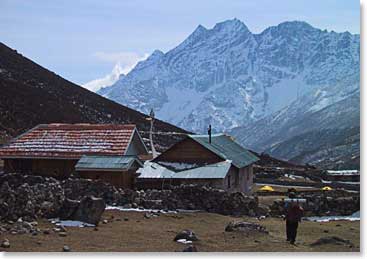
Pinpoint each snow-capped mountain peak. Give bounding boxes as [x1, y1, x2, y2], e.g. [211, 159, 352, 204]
[97, 19, 359, 137]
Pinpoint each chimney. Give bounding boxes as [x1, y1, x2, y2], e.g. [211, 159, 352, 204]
[208, 124, 212, 144]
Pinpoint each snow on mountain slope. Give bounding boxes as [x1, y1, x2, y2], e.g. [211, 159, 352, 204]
[229, 87, 360, 169]
[98, 19, 359, 135]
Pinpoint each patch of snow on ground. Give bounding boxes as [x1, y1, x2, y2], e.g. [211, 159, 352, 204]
[304, 211, 360, 222]
[106, 206, 201, 214]
[327, 170, 359, 175]
[176, 239, 193, 244]
[49, 219, 95, 227]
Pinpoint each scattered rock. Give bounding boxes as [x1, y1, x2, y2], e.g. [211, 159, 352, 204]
[124, 217, 129, 221]
[102, 220, 108, 224]
[182, 245, 198, 252]
[1, 239, 10, 248]
[174, 229, 198, 242]
[53, 227, 61, 232]
[310, 236, 354, 247]
[256, 204, 270, 217]
[323, 230, 329, 233]
[225, 221, 268, 234]
[62, 245, 71, 252]
[59, 225, 67, 232]
[43, 229, 50, 235]
[59, 232, 67, 237]
[144, 212, 152, 219]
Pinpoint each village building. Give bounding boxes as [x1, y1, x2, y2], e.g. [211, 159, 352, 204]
[136, 133, 259, 193]
[0, 123, 149, 188]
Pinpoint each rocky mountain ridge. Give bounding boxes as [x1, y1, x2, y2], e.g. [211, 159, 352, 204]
[98, 19, 359, 168]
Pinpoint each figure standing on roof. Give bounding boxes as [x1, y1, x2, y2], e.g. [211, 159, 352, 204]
[285, 200, 304, 244]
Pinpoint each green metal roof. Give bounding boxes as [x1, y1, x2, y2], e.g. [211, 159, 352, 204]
[188, 134, 259, 168]
[75, 155, 143, 171]
[137, 161, 231, 179]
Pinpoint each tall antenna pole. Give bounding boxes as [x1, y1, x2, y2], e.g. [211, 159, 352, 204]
[208, 124, 212, 144]
[148, 108, 157, 158]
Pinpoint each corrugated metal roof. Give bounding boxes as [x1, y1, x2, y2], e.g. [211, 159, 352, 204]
[0, 123, 137, 159]
[189, 134, 259, 168]
[137, 161, 231, 179]
[75, 155, 142, 171]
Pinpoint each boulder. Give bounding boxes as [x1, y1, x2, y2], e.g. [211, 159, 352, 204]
[62, 245, 71, 252]
[59, 198, 80, 220]
[1, 239, 10, 248]
[72, 196, 106, 225]
[182, 245, 198, 252]
[256, 204, 270, 216]
[310, 236, 354, 247]
[174, 229, 198, 242]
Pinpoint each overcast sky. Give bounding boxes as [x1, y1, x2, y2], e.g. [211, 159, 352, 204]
[0, 0, 360, 89]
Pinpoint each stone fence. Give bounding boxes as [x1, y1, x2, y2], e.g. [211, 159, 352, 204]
[0, 173, 262, 221]
[270, 192, 360, 217]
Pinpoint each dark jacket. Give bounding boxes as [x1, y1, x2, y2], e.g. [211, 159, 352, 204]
[286, 204, 304, 222]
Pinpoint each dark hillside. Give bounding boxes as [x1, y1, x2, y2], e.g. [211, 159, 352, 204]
[0, 42, 188, 150]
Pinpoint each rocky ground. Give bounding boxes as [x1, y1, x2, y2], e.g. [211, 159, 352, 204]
[0, 210, 359, 252]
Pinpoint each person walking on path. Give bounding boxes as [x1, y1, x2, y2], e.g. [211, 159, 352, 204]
[285, 201, 304, 244]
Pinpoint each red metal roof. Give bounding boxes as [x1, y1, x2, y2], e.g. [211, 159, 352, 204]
[0, 123, 137, 159]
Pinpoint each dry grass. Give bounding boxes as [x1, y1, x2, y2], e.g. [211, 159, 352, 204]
[0, 210, 359, 252]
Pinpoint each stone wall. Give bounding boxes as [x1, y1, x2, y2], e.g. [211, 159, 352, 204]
[0, 173, 64, 221]
[0, 173, 261, 221]
[270, 192, 360, 217]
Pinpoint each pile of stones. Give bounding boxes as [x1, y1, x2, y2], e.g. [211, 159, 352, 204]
[225, 221, 269, 234]
[0, 173, 64, 221]
[62, 178, 131, 205]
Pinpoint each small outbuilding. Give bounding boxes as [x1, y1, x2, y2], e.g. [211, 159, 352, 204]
[75, 155, 143, 188]
[137, 133, 259, 193]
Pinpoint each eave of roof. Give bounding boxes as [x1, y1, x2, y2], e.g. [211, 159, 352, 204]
[0, 123, 138, 159]
[75, 155, 143, 171]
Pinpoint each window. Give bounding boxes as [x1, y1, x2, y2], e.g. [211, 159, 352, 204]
[227, 175, 231, 188]
[247, 170, 250, 181]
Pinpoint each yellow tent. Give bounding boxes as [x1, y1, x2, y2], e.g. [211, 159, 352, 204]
[321, 186, 333, 191]
[259, 185, 274, 192]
